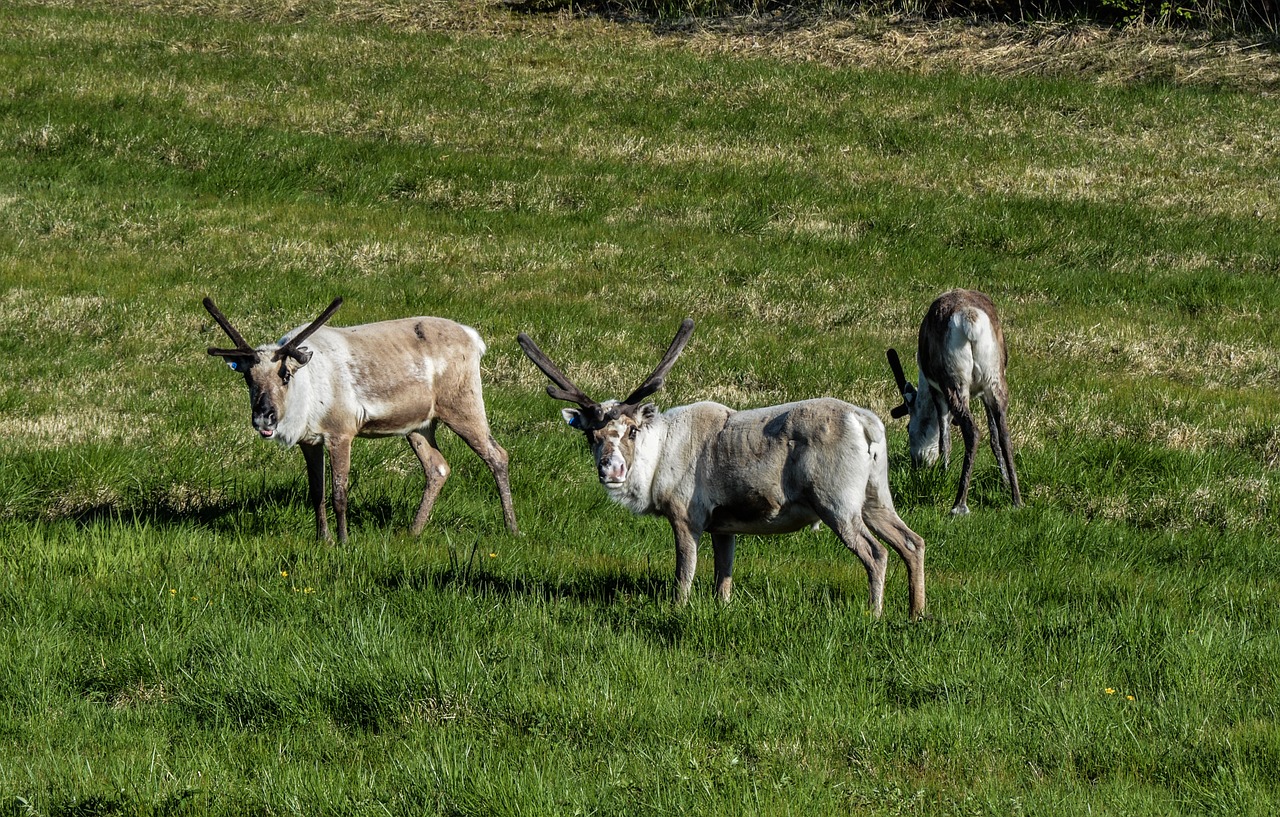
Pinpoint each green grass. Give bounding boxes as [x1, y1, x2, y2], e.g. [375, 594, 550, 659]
[3, 1, 1280, 814]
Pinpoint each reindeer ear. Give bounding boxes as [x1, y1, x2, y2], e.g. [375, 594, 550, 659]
[562, 407, 585, 429]
[637, 404, 659, 424]
[211, 350, 256, 372]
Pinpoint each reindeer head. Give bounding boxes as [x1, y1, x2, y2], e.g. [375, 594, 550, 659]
[518, 319, 694, 488]
[204, 297, 342, 440]
[886, 347, 942, 466]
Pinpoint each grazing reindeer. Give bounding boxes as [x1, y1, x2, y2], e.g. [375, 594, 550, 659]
[203, 297, 518, 542]
[518, 320, 925, 620]
[886, 288, 1023, 516]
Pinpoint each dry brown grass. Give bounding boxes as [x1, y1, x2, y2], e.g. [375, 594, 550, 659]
[672, 13, 1280, 92]
[34, 0, 1280, 92]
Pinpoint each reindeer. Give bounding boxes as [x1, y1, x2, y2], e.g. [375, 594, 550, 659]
[886, 288, 1022, 516]
[518, 319, 925, 620]
[203, 297, 518, 542]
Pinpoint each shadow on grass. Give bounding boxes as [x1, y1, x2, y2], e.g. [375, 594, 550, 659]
[374, 560, 669, 607]
[33, 484, 313, 535]
[23, 486, 441, 539]
[14, 789, 229, 817]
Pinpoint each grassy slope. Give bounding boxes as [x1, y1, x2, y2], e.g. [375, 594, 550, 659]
[2, 1, 1279, 814]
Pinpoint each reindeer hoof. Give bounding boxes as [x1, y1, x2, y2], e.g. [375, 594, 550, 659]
[950, 504, 970, 517]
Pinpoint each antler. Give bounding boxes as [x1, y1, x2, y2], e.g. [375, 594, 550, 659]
[274, 297, 343, 364]
[622, 318, 694, 406]
[886, 348, 916, 419]
[519, 318, 694, 410]
[517, 331, 597, 407]
[204, 297, 255, 357]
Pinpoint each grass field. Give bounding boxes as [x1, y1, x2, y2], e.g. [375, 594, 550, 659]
[3, 1, 1280, 814]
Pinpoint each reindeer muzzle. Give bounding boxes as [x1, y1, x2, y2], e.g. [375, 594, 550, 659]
[598, 451, 628, 486]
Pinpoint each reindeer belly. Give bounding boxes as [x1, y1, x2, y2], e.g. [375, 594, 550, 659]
[355, 402, 433, 438]
[706, 495, 819, 535]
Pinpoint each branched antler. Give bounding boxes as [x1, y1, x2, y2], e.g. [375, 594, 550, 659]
[886, 348, 916, 420]
[519, 318, 695, 413]
[204, 297, 255, 358]
[622, 318, 694, 406]
[516, 332, 598, 407]
[274, 297, 343, 364]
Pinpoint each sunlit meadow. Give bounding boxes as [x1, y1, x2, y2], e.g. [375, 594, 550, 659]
[2, 1, 1279, 814]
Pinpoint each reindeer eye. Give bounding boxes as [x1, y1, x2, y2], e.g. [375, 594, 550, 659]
[628, 426, 638, 440]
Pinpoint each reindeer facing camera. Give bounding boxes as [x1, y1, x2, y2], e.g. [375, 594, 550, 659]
[887, 289, 1023, 516]
[519, 319, 926, 620]
[203, 297, 518, 542]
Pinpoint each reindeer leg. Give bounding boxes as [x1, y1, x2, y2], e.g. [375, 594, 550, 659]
[983, 400, 1008, 487]
[327, 435, 354, 544]
[439, 410, 519, 535]
[300, 442, 328, 541]
[950, 402, 979, 516]
[847, 522, 888, 619]
[986, 398, 1023, 508]
[406, 427, 450, 536]
[669, 517, 700, 605]
[711, 533, 736, 603]
[935, 390, 952, 469]
[861, 490, 927, 621]
[820, 510, 887, 619]
[483, 435, 518, 535]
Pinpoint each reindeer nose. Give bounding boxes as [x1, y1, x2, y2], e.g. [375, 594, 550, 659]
[598, 451, 628, 485]
[253, 407, 278, 436]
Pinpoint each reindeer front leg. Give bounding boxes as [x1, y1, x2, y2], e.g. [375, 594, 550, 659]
[300, 442, 328, 541]
[711, 533, 736, 603]
[327, 434, 355, 543]
[668, 516, 701, 605]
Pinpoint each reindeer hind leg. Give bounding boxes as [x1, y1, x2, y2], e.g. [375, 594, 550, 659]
[935, 389, 952, 469]
[949, 399, 979, 516]
[819, 507, 888, 619]
[438, 406, 518, 535]
[984, 397, 1023, 508]
[407, 426, 450, 536]
[862, 467, 927, 620]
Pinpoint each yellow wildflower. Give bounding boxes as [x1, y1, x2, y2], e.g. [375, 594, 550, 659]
[1105, 688, 1115, 695]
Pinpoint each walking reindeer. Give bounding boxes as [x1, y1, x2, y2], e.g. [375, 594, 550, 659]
[203, 297, 518, 541]
[519, 319, 925, 620]
[887, 289, 1023, 515]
